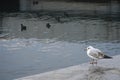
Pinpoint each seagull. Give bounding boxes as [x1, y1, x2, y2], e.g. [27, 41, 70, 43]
[86, 46, 112, 65]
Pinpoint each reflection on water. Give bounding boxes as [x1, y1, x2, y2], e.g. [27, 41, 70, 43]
[0, 14, 120, 80]
[2, 15, 120, 41]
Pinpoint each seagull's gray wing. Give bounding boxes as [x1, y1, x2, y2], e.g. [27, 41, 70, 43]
[95, 49, 112, 59]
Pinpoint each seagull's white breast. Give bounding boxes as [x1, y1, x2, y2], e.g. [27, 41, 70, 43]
[87, 48, 101, 59]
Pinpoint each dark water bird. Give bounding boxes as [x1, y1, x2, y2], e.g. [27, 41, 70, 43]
[21, 24, 26, 31]
[46, 23, 51, 29]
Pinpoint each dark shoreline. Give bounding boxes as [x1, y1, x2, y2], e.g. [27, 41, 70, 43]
[1, 9, 120, 21]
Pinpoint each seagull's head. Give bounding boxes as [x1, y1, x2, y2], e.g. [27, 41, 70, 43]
[86, 46, 94, 51]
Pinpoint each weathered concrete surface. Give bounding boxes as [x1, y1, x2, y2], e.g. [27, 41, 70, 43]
[15, 55, 120, 80]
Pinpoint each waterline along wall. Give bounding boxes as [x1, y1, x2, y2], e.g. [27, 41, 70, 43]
[19, 0, 120, 15]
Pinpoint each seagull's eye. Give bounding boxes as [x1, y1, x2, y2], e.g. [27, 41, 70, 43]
[87, 48, 90, 50]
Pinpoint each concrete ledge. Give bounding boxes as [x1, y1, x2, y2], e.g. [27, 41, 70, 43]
[15, 55, 120, 80]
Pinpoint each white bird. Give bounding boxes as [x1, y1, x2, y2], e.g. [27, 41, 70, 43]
[86, 46, 112, 65]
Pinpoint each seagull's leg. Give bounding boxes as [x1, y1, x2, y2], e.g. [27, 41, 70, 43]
[90, 59, 94, 65]
[91, 59, 97, 65]
[92, 59, 95, 66]
[95, 60, 97, 64]
[94, 60, 97, 66]
[90, 59, 92, 64]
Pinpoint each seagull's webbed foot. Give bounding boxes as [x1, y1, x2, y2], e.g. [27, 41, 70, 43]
[90, 59, 97, 65]
[90, 62, 94, 64]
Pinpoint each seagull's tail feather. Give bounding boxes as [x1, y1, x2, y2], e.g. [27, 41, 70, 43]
[103, 55, 112, 59]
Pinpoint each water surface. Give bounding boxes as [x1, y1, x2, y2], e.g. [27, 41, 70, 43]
[0, 14, 120, 80]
